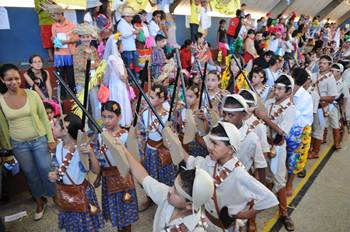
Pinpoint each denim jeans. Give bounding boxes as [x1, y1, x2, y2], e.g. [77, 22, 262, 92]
[11, 136, 56, 198]
[190, 23, 199, 42]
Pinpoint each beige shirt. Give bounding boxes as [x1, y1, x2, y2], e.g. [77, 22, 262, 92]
[265, 98, 296, 145]
[186, 156, 278, 220]
[245, 115, 269, 153]
[237, 123, 267, 170]
[311, 72, 338, 97]
[142, 176, 206, 232]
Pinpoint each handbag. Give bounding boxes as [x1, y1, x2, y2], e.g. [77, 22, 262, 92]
[102, 166, 134, 193]
[56, 175, 89, 212]
[147, 139, 172, 166]
[101, 145, 134, 194]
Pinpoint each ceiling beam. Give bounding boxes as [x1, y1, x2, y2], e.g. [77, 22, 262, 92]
[317, 0, 344, 20]
[270, 0, 296, 17]
[337, 9, 350, 25]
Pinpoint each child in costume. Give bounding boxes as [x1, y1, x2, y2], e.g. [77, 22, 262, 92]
[122, 138, 214, 232]
[309, 55, 338, 159]
[254, 74, 296, 231]
[96, 101, 138, 231]
[177, 84, 209, 157]
[138, 84, 176, 210]
[222, 94, 267, 183]
[48, 113, 104, 232]
[50, 4, 77, 94]
[103, 34, 133, 128]
[184, 122, 278, 231]
[72, 23, 101, 121]
[251, 67, 270, 101]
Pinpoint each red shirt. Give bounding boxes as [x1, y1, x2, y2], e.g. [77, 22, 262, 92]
[180, 48, 192, 70]
[227, 17, 240, 37]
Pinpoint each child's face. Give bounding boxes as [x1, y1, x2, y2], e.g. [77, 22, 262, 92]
[274, 86, 290, 101]
[54, 13, 64, 22]
[31, 56, 43, 70]
[207, 137, 233, 161]
[53, 120, 67, 139]
[222, 104, 246, 127]
[149, 91, 164, 107]
[157, 39, 166, 48]
[221, 22, 226, 28]
[185, 89, 198, 107]
[45, 108, 54, 121]
[207, 73, 219, 91]
[102, 110, 120, 130]
[154, 14, 162, 23]
[167, 176, 190, 209]
[252, 72, 264, 86]
[248, 33, 255, 39]
[80, 34, 92, 46]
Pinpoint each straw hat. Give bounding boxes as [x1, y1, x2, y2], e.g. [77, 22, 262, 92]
[72, 23, 98, 39]
[40, 1, 65, 14]
[120, 6, 136, 17]
[87, 0, 102, 9]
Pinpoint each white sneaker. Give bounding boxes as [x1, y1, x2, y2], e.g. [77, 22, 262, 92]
[34, 203, 46, 221]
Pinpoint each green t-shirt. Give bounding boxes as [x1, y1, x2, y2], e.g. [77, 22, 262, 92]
[35, 0, 55, 25]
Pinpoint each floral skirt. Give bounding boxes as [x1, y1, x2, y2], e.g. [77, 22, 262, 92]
[286, 125, 312, 174]
[144, 146, 176, 186]
[188, 141, 208, 158]
[58, 184, 104, 232]
[101, 177, 138, 229]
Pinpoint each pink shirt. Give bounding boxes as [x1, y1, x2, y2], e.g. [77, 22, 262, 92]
[51, 19, 76, 55]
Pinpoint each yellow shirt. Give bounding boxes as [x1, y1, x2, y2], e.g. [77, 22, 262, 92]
[190, 2, 201, 25]
[0, 95, 39, 141]
[0, 89, 54, 144]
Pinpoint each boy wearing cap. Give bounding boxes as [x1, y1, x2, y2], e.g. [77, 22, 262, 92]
[184, 122, 278, 231]
[238, 89, 270, 176]
[222, 94, 267, 183]
[308, 55, 338, 158]
[330, 63, 349, 148]
[122, 140, 214, 232]
[254, 74, 296, 231]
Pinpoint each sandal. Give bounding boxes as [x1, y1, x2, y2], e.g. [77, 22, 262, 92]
[297, 169, 306, 178]
[280, 215, 295, 231]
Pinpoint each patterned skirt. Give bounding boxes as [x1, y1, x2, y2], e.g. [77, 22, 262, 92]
[58, 184, 105, 232]
[101, 177, 139, 229]
[295, 125, 312, 174]
[286, 125, 312, 174]
[188, 141, 208, 158]
[54, 55, 73, 67]
[144, 146, 176, 186]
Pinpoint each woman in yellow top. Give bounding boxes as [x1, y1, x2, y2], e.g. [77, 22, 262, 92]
[0, 64, 56, 221]
[190, 0, 201, 41]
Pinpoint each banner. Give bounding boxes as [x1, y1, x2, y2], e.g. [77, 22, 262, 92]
[211, 0, 241, 16]
[125, 0, 149, 11]
[56, 0, 86, 9]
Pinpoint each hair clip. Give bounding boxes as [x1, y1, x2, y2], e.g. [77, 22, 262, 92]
[112, 104, 119, 112]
